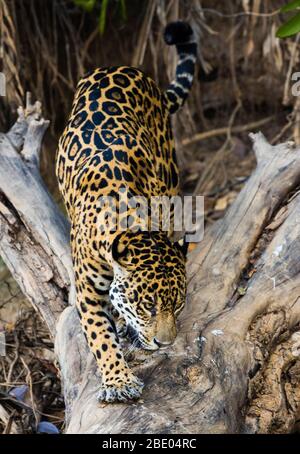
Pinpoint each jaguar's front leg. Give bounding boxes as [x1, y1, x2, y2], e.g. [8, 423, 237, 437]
[74, 253, 143, 403]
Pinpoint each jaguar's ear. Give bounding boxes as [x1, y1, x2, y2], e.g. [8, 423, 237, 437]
[174, 235, 189, 257]
[111, 233, 133, 273]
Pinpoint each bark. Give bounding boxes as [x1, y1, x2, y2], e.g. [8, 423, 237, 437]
[0, 98, 300, 434]
[0, 96, 73, 336]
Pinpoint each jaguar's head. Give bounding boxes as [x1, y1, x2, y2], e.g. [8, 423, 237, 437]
[109, 231, 187, 350]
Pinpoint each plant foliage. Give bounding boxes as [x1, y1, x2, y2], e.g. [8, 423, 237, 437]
[277, 0, 300, 38]
[73, 0, 127, 34]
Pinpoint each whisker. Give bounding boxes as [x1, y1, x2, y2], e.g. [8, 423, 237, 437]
[124, 339, 140, 358]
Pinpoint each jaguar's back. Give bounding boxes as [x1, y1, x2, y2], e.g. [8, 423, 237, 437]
[56, 21, 197, 403]
[56, 65, 177, 214]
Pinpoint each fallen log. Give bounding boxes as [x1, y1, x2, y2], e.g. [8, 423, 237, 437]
[0, 98, 299, 434]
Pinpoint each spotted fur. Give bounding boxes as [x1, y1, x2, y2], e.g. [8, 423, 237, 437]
[56, 22, 197, 402]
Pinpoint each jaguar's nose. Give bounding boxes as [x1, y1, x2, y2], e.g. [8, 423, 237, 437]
[154, 314, 177, 347]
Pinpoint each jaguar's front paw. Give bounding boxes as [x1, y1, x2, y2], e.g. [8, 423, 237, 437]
[97, 374, 144, 403]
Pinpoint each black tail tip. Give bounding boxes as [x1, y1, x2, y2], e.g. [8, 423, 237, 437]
[164, 21, 193, 45]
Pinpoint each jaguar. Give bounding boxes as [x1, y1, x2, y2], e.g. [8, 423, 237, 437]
[56, 21, 197, 402]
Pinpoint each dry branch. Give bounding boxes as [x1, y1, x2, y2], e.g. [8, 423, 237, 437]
[0, 96, 73, 336]
[1, 100, 300, 434]
[181, 117, 273, 146]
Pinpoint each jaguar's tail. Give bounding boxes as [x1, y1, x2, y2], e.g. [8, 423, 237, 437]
[164, 21, 197, 114]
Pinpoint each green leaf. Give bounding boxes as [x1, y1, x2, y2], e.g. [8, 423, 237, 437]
[74, 0, 97, 12]
[281, 0, 300, 13]
[276, 11, 300, 37]
[99, 0, 109, 35]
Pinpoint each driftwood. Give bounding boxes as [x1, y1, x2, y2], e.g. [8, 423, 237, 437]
[1, 98, 300, 434]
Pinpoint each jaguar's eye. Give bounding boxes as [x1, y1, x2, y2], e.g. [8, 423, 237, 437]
[150, 307, 157, 316]
[143, 300, 156, 316]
